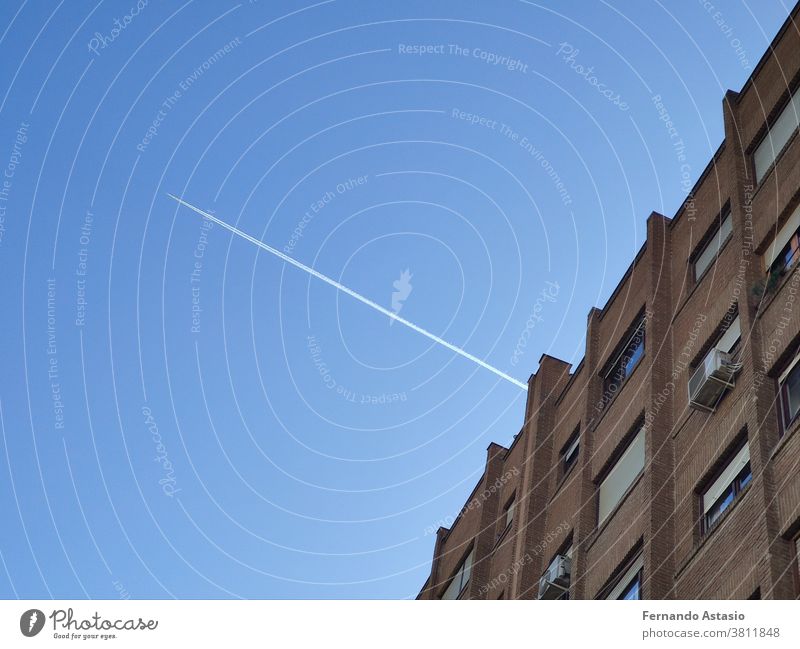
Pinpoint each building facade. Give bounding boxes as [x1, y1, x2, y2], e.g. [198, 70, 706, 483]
[418, 5, 800, 600]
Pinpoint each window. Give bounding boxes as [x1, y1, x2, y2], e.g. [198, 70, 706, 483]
[795, 536, 800, 583]
[603, 316, 645, 396]
[688, 313, 741, 412]
[539, 545, 572, 600]
[754, 85, 800, 183]
[504, 496, 515, 530]
[692, 311, 741, 380]
[598, 427, 645, 524]
[765, 203, 800, 278]
[562, 545, 573, 601]
[619, 575, 642, 600]
[693, 208, 733, 280]
[715, 314, 741, 355]
[702, 442, 752, 533]
[562, 429, 580, 475]
[778, 351, 800, 435]
[606, 554, 643, 600]
[441, 547, 473, 599]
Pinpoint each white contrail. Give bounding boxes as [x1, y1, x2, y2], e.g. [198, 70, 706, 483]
[167, 194, 528, 391]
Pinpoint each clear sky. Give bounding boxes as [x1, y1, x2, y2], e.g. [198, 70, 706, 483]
[0, 0, 793, 599]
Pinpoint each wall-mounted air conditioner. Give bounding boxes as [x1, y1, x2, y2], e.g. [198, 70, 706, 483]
[537, 555, 571, 600]
[688, 348, 737, 411]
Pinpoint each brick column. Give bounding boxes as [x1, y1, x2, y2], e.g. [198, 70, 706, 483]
[571, 307, 604, 598]
[513, 355, 571, 598]
[642, 211, 676, 599]
[722, 89, 795, 599]
[468, 443, 507, 599]
[419, 526, 450, 599]
[508, 372, 538, 597]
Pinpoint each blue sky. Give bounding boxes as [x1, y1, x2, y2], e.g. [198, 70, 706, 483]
[0, 0, 792, 598]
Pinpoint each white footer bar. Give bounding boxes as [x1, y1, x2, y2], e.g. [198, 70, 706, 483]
[0, 600, 796, 648]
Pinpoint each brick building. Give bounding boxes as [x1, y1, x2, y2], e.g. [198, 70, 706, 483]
[418, 4, 800, 600]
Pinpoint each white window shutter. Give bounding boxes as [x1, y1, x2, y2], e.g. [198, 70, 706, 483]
[598, 428, 645, 523]
[716, 316, 741, 353]
[703, 444, 750, 514]
[754, 87, 800, 183]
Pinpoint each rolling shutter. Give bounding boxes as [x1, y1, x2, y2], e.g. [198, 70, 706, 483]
[702, 444, 750, 514]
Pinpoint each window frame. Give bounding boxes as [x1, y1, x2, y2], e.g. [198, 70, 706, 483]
[542, 539, 573, 601]
[618, 573, 642, 600]
[703, 463, 752, 533]
[597, 426, 646, 525]
[794, 534, 800, 594]
[778, 351, 800, 436]
[604, 552, 644, 600]
[692, 206, 733, 282]
[753, 84, 800, 185]
[602, 315, 646, 398]
[440, 546, 474, 600]
[700, 441, 752, 535]
[561, 428, 580, 476]
[764, 202, 800, 280]
[503, 494, 516, 531]
[689, 312, 742, 410]
[769, 227, 800, 277]
[562, 543, 574, 601]
[715, 312, 741, 357]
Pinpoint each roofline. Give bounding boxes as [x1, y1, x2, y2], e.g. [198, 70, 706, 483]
[735, 1, 800, 102]
[440, 442, 509, 543]
[511, 3, 796, 392]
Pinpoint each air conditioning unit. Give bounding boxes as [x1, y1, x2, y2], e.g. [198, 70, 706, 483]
[688, 348, 736, 411]
[537, 555, 571, 600]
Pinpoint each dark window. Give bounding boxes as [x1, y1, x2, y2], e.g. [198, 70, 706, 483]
[562, 429, 580, 475]
[779, 356, 800, 435]
[768, 224, 800, 278]
[603, 318, 645, 396]
[503, 495, 515, 530]
[763, 205, 800, 289]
